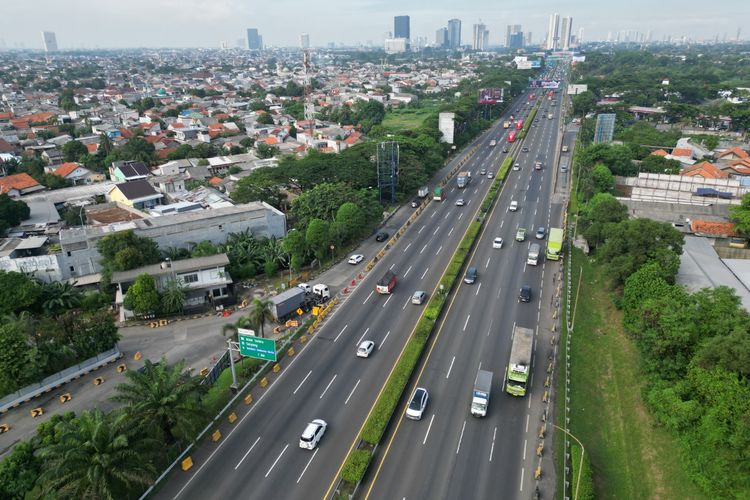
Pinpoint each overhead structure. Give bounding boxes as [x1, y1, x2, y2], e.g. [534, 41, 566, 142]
[303, 49, 315, 149]
[377, 141, 399, 204]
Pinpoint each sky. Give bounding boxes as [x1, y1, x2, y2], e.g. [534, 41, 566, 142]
[0, 0, 746, 49]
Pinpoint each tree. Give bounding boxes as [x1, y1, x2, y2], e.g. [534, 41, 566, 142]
[37, 409, 156, 499]
[256, 143, 279, 159]
[256, 112, 274, 125]
[580, 193, 629, 249]
[640, 155, 681, 174]
[0, 271, 42, 316]
[247, 297, 274, 338]
[97, 230, 161, 272]
[65, 311, 120, 360]
[112, 358, 207, 445]
[161, 278, 187, 315]
[99, 133, 113, 156]
[571, 91, 597, 116]
[239, 137, 255, 148]
[730, 193, 750, 236]
[305, 218, 331, 262]
[190, 240, 219, 257]
[0, 194, 30, 234]
[118, 137, 156, 164]
[41, 281, 82, 317]
[335, 202, 366, 242]
[58, 88, 78, 111]
[62, 140, 88, 162]
[123, 274, 160, 315]
[282, 229, 308, 264]
[0, 441, 41, 499]
[0, 322, 40, 396]
[590, 164, 615, 194]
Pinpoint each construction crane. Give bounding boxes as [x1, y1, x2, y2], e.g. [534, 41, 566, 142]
[303, 49, 315, 149]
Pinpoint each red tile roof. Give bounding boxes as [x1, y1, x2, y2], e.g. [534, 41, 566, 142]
[86, 143, 98, 153]
[208, 176, 223, 186]
[719, 147, 749, 159]
[262, 136, 279, 145]
[0, 173, 41, 193]
[54, 162, 83, 178]
[671, 147, 693, 157]
[19, 112, 55, 123]
[690, 220, 736, 237]
[651, 149, 668, 156]
[681, 161, 727, 179]
[0, 112, 13, 120]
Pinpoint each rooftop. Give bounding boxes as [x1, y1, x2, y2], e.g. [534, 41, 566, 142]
[111, 253, 230, 284]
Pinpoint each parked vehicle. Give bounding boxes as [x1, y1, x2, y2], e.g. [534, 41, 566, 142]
[312, 284, 330, 301]
[418, 186, 429, 198]
[271, 288, 306, 321]
[546, 228, 564, 260]
[376, 270, 397, 294]
[471, 370, 493, 417]
[506, 326, 534, 396]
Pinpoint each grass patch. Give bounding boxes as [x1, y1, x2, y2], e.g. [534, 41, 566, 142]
[381, 104, 439, 131]
[202, 357, 263, 414]
[564, 249, 707, 500]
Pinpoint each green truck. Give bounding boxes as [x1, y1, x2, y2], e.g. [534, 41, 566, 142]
[546, 227, 564, 260]
[433, 186, 444, 201]
[506, 326, 533, 397]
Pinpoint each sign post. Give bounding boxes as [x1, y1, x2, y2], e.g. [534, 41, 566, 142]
[238, 330, 277, 362]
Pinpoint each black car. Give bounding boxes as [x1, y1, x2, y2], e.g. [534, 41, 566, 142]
[522, 147, 529, 152]
[411, 199, 419, 208]
[464, 267, 478, 284]
[502, 147, 509, 153]
[518, 285, 532, 303]
[375, 231, 389, 242]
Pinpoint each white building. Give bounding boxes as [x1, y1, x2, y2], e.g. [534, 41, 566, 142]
[384, 38, 408, 54]
[439, 112, 456, 144]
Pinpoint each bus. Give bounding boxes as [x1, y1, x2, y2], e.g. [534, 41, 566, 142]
[508, 131, 516, 143]
[546, 228, 564, 260]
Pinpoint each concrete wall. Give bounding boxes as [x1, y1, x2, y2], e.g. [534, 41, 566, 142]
[0, 254, 63, 283]
[617, 198, 730, 223]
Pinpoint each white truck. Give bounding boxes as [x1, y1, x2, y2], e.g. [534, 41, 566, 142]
[471, 370, 493, 417]
[527, 243, 540, 266]
[417, 186, 429, 198]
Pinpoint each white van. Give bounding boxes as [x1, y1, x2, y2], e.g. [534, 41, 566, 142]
[527, 243, 541, 266]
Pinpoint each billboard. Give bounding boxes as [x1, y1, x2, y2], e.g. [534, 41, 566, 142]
[478, 88, 504, 105]
[529, 79, 561, 89]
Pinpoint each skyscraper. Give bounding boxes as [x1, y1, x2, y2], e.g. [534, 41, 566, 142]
[547, 13, 559, 50]
[246, 29, 262, 50]
[41, 31, 58, 52]
[578, 27, 585, 45]
[509, 32, 525, 50]
[472, 23, 489, 50]
[448, 19, 462, 49]
[505, 24, 522, 47]
[560, 16, 573, 50]
[435, 27, 448, 48]
[394, 16, 410, 40]
[300, 33, 310, 49]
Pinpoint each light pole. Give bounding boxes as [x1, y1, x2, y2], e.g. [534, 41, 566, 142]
[552, 423, 585, 500]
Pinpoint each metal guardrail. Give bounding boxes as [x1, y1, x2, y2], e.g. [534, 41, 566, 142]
[0, 346, 122, 413]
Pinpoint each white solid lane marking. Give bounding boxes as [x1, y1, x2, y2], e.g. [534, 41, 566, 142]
[423, 414, 435, 445]
[319, 374, 337, 399]
[446, 356, 456, 379]
[458, 212, 463, 220]
[363, 291, 374, 304]
[418, 225, 425, 234]
[379, 330, 391, 349]
[520, 468, 525, 491]
[234, 436, 260, 470]
[420, 244, 428, 254]
[334, 324, 348, 342]
[297, 448, 319, 484]
[523, 439, 527, 460]
[404, 265, 412, 277]
[421, 268, 429, 279]
[264, 444, 289, 478]
[475, 283, 482, 296]
[456, 420, 467, 455]
[486, 257, 491, 269]
[403, 242, 412, 253]
[383, 294, 393, 308]
[345, 379, 361, 405]
[433, 225, 440, 235]
[463, 314, 470, 331]
[448, 227, 454, 236]
[293, 370, 312, 395]
[435, 245, 443, 255]
[489, 427, 497, 462]
[356, 327, 370, 346]
[403, 298, 410, 310]
[431, 210, 436, 218]
[390, 263, 395, 270]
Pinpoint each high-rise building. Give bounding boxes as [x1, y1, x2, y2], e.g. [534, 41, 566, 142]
[505, 24, 522, 47]
[509, 32, 525, 50]
[41, 31, 58, 52]
[435, 27, 448, 48]
[526, 32, 533, 46]
[547, 13, 559, 50]
[300, 33, 310, 49]
[394, 16, 410, 40]
[246, 29, 262, 50]
[448, 19, 462, 49]
[594, 114, 616, 144]
[384, 38, 408, 54]
[560, 16, 573, 50]
[578, 27, 585, 45]
[472, 23, 489, 50]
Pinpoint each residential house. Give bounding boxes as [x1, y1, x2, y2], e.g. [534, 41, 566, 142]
[109, 160, 151, 182]
[718, 147, 749, 162]
[0, 173, 45, 197]
[53, 162, 98, 185]
[681, 161, 728, 179]
[149, 172, 187, 198]
[0, 236, 63, 283]
[111, 253, 234, 318]
[107, 179, 163, 210]
[42, 148, 64, 166]
[690, 220, 737, 239]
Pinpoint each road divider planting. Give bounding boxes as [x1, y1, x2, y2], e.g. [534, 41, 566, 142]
[518, 103, 539, 139]
[336, 144, 513, 492]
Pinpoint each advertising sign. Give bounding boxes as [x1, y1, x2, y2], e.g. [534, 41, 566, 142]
[478, 88, 504, 104]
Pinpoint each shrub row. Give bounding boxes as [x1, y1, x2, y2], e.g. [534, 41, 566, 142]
[339, 151, 510, 485]
[480, 156, 514, 214]
[519, 105, 539, 139]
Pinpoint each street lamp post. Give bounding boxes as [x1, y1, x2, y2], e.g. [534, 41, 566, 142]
[552, 423, 585, 500]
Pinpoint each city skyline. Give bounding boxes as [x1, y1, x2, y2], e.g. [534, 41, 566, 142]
[1, 0, 746, 49]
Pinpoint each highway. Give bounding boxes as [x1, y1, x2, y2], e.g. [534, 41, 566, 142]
[157, 90, 533, 500]
[362, 73, 570, 499]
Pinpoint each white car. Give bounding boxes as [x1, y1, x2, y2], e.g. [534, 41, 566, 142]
[509, 201, 518, 212]
[493, 237, 504, 249]
[455, 198, 465, 206]
[348, 254, 364, 265]
[487, 172, 494, 179]
[357, 340, 375, 358]
[299, 419, 328, 450]
[513, 163, 521, 171]
[406, 387, 429, 420]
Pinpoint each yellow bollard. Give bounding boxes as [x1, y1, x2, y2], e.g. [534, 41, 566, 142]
[272, 363, 281, 373]
[545, 376, 551, 388]
[287, 347, 295, 357]
[228, 412, 237, 424]
[537, 443, 544, 456]
[539, 425, 546, 439]
[199, 367, 209, 377]
[181, 457, 194, 471]
[59, 393, 72, 403]
[211, 430, 221, 442]
[535, 466, 542, 479]
[134, 351, 142, 361]
[260, 377, 268, 388]
[543, 390, 549, 403]
[300, 335, 307, 344]
[244, 394, 253, 405]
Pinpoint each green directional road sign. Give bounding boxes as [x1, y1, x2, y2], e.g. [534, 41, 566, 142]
[238, 332, 277, 362]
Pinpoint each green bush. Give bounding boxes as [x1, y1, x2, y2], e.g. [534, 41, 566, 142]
[341, 449, 372, 483]
[571, 444, 595, 500]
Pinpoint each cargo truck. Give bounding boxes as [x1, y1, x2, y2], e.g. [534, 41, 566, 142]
[471, 370, 493, 417]
[376, 270, 397, 294]
[433, 186, 444, 201]
[418, 186, 429, 198]
[457, 171, 471, 188]
[506, 326, 534, 396]
[546, 228, 564, 260]
[527, 243, 541, 265]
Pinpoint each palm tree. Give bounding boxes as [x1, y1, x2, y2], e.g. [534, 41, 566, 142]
[222, 314, 255, 339]
[111, 358, 207, 446]
[161, 278, 187, 315]
[247, 297, 275, 338]
[41, 281, 82, 316]
[37, 409, 157, 500]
